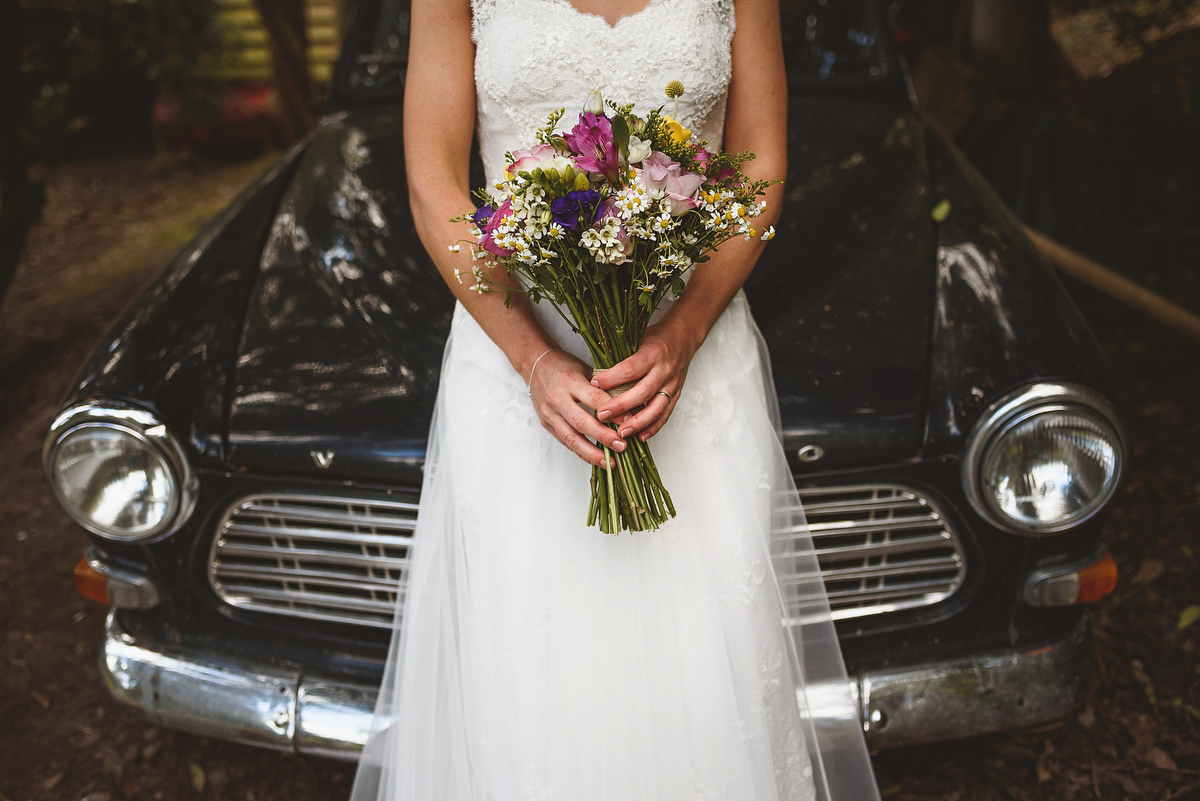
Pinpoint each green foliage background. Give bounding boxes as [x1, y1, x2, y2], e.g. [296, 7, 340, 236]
[19, 0, 227, 158]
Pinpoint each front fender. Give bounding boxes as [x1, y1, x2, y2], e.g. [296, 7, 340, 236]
[922, 130, 1119, 457]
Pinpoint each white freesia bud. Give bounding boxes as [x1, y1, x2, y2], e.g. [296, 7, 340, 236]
[626, 135, 652, 165]
[584, 90, 605, 115]
[539, 155, 575, 175]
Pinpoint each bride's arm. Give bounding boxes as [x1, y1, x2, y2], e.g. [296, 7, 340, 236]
[406, 0, 626, 467]
[591, 0, 788, 441]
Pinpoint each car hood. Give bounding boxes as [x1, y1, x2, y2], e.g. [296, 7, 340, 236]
[227, 99, 936, 483]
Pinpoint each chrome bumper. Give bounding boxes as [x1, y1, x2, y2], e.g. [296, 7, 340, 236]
[100, 610, 1091, 758]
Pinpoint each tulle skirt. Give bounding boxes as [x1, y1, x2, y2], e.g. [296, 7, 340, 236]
[349, 289, 880, 801]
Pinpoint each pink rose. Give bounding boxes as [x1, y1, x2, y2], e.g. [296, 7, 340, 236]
[639, 151, 706, 216]
[506, 143, 558, 176]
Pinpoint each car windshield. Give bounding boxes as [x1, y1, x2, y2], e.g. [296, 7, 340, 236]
[339, 0, 890, 97]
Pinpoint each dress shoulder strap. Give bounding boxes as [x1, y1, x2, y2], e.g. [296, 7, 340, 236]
[470, 0, 499, 44]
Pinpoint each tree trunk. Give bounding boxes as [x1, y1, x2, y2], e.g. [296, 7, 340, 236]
[960, 0, 1054, 88]
[0, 0, 44, 306]
[253, 0, 312, 142]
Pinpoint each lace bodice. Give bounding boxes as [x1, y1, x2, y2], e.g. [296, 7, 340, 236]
[472, 0, 736, 185]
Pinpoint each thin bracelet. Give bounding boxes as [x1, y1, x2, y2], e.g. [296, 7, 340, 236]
[527, 348, 565, 396]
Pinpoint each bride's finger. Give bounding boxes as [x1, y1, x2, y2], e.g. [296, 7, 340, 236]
[544, 413, 612, 467]
[637, 393, 679, 441]
[561, 398, 626, 452]
[614, 391, 671, 439]
[590, 348, 654, 394]
[574, 381, 621, 418]
[596, 370, 668, 421]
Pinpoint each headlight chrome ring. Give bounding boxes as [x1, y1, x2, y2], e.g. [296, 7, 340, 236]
[43, 401, 198, 542]
[963, 382, 1124, 536]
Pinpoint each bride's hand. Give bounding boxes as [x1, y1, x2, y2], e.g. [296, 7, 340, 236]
[589, 323, 696, 442]
[529, 349, 628, 467]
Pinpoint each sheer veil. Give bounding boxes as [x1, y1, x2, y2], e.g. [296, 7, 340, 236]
[348, 292, 880, 800]
[350, 0, 880, 796]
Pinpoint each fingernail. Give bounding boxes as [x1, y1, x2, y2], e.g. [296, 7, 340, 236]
[618, 426, 632, 438]
[591, 379, 600, 386]
[597, 409, 611, 421]
[613, 439, 626, 451]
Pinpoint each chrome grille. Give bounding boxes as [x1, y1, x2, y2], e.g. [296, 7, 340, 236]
[209, 484, 965, 630]
[794, 484, 965, 621]
[209, 495, 416, 629]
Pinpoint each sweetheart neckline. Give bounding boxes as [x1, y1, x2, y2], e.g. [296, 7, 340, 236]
[552, 0, 665, 30]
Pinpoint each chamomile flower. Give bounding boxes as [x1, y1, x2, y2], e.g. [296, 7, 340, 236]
[761, 225, 776, 241]
[448, 244, 462, 253]
[651, 212, 675, 235]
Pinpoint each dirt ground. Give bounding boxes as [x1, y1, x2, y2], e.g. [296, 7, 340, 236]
[2, 35, 1199, 801]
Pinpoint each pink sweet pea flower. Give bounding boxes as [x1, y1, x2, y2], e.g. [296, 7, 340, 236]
[597, 197, 633, 264]
[479, 197, 515, 256]
[639, 151, 706, 216]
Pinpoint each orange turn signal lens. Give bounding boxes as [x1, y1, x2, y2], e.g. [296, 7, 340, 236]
[74, 555, 111, 606]
[1024, 549, 1119, 607]
[1074, 551, 1118, 604]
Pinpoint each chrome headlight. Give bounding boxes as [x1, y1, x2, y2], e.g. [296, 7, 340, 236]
[44, 402, 197, 542]
[963, 383, 1124, 535]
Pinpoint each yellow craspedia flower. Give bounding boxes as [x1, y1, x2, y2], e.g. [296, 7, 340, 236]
[663, 115, 692, 144]
[665, 80, 685, 99]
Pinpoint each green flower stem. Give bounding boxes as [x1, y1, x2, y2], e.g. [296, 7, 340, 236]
[613, 452, 647, 530]
[587, 467, 599, 527]
[604, 446, 619, 534]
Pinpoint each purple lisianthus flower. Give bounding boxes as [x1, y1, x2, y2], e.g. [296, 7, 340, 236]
[565, 112, 621, 185]
[550, 189, 603, 231]
[471, 204, 495, 228]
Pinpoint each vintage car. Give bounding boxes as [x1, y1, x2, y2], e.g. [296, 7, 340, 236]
[48, 0, 1124, 761]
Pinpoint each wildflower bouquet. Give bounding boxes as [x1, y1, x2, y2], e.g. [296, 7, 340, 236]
[454, 86, 777, 534]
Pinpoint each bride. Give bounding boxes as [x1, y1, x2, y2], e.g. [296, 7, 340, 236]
[350, 1, 881, 799]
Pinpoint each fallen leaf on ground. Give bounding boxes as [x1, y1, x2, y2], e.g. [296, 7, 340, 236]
[1139, 746, 1178, 771]
[1178, 604, 1200, 630]
[1132, 557, 1165, 584]
[189, 762, 205, 793]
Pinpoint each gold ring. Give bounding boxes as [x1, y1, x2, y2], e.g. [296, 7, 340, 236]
[656, 390, 671, 400]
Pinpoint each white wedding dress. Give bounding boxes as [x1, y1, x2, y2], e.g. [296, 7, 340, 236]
[350, 1, 881, 799]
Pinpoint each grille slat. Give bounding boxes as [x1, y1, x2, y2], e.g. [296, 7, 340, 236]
[216, 542, 410, 571]
[238, 502, 419, 527]
[796, 497, 928, 515]
[805, 532, 959, 560]
[225, 522, 415, 548]
[215, 584, 401, 614]
[805, 516, 945, 535]
[215, 565, 402, 591]
[209, 484, 966, 629]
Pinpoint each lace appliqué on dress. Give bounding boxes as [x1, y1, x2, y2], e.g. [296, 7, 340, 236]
[471, 0, 736, 183]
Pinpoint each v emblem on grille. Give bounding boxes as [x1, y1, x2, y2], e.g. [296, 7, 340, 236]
[310, 450, 335, 469]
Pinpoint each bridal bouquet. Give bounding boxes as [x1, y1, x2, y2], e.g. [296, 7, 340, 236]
[453, 85, 778, 534]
